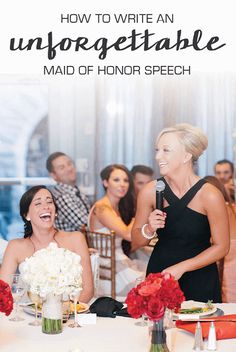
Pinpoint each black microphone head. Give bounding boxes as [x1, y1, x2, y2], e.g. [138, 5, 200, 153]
[156, 180, 165, 192]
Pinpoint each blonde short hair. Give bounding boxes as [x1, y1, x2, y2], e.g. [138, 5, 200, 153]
[156, 123, 208, 162]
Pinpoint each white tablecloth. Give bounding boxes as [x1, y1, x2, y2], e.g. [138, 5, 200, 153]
[0, 304, 236, 352]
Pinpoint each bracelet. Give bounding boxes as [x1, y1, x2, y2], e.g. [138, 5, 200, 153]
[141, 224, 156, 239]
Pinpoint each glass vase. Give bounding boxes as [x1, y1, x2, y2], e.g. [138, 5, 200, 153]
[149, 317, 170, 352]
[42, 293, 63, 334]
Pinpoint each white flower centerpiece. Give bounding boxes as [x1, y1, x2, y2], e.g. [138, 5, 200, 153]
[20, 243, 83, 334]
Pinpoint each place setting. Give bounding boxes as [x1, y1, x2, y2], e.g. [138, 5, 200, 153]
[173, 300, 223, 321]
[22, 297, 90, 324]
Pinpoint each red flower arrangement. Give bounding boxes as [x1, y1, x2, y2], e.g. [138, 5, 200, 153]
[125, 272, 185, 321]
[0, 279, 14, 316]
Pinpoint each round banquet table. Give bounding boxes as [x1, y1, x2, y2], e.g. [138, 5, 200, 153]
[0, 303, 236, 352]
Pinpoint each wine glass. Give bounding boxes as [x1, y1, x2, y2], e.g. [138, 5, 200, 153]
[164, 308, 175, 329]
[9, 274, 26, 321]
[28, 291, 42, 326]
[68, 289, 81, 328]
[134, 277, 148, 327]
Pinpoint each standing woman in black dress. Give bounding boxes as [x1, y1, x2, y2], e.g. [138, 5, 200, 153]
[131, 124, 230, 302]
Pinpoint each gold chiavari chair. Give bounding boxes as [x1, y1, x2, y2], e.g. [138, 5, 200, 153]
[82, 227, 116, 299]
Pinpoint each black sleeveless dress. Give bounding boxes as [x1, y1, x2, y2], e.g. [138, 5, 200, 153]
[147, 178, 222, 303]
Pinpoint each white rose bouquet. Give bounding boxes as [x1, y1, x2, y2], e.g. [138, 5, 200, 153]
[20, 243, 83, 298]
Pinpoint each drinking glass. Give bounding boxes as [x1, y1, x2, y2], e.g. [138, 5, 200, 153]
[164, 308, 175, 329]
[9, 274, 26, 321]
[28, 291, 42, 326]
[68, 290, 81, 328]
[134, 277, 147, 327]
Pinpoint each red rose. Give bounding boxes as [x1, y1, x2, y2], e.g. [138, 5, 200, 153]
[138, 282, 162, 297]
[146, 297, 165, 321]
[0, 280, 14, 316]
[126, 294, 145, 318]
[125, 272, 184, 322]
[159, 277, 185, 309]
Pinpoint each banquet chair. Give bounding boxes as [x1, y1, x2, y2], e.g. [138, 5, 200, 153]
[90, 252, 100, 297]
[82, 227, 116, 299]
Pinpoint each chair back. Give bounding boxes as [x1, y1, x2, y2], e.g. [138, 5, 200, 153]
[82, 228, 116, 299]
[90, 252, 100, 297]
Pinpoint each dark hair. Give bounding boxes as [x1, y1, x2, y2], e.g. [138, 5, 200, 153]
[100, 164, 135, 224]
[131, 164, 154, 177]
[46, 152, 66, 172]
[214, 159, 234, 174]
[19, 185, 58, 238]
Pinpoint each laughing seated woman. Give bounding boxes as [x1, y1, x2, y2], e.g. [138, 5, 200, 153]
[0, 185, 94, 303]
[88, 164, 144, 298]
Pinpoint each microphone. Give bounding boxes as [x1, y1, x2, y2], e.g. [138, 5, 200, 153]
[156, 180, 165, 211]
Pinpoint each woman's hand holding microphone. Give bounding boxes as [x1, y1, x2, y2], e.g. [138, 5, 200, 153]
[141, 210, 167, 239]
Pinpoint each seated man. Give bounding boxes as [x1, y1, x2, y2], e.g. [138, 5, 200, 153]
[131, 164, 154, 197]
[46, 152, 90, 231]
[214, 159, 235, 202]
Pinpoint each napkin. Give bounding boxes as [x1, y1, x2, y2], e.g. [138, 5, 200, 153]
[89, 297, 124, 318]
[176, 314, 236, 340]
[116, 307, 131, 318]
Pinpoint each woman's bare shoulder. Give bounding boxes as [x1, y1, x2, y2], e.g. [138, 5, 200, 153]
[146, 180, 157, 191]
[57, 231, 88, 256]
[139, 180, 156, 199]
[7, 237, 27, 249]
[57, 230, 86, 245]
[59, 230, 84, 237]
[94, 198, 112, 213]
[200, 182, 225, 205]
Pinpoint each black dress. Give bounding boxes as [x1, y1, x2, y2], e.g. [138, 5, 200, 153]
[147, 178, 222, 303]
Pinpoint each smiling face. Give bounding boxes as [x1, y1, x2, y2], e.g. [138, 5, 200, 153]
[155, 132, 192, 176]
[103, 168, 130, 199]
[26, 188, 56, 229]
[50, 155, 77, 186]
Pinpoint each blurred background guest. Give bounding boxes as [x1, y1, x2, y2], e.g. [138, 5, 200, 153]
[88, 164, 144, 298]
[214, 159, 235, 203]
[130, 164, 154, 197]
[132, 123, 229, 302]
[46, 152, 90, 231]
[122, 164, 154, 257]
[0, 238, 8, 265]
[0, 185, 93, 303]
[204, 175, 236, 302]
[128, 164, 155, 262]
